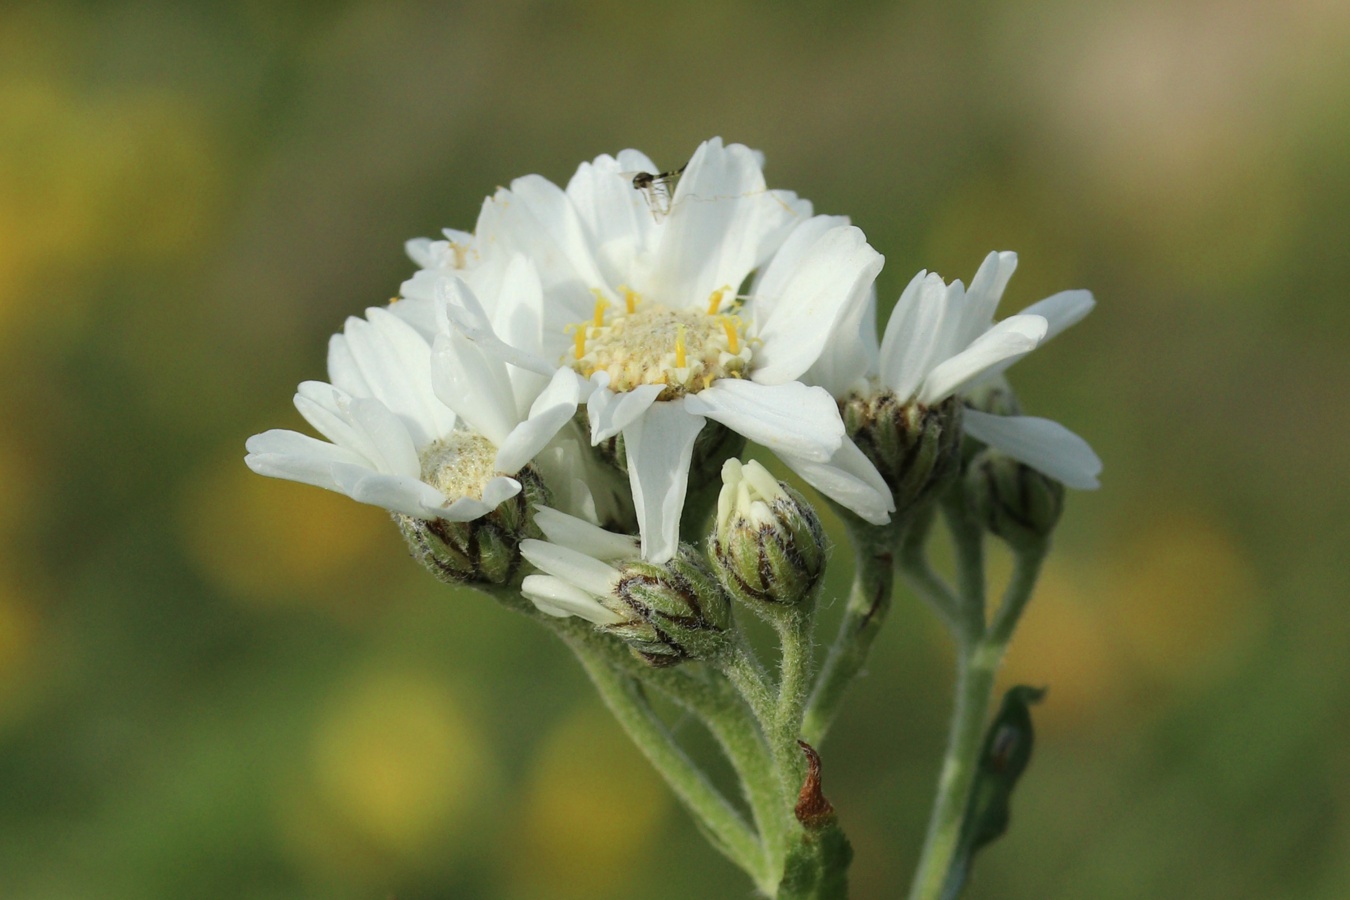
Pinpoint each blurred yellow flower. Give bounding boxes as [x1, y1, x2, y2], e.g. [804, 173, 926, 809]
[179, 453, 400, 610]
[307, 670, 491, 857]
[508, 705, 670, 900]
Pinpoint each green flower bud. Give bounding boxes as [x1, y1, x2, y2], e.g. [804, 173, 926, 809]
[963, 376, 1021, 418]
[965, 449, 1064, 550]
[960, 377, 1021, 469]
[608, 546, 733, 667]
[842, 392, 964, 513]
[396, 433, 549, 585]
[709, 459, 826, 614]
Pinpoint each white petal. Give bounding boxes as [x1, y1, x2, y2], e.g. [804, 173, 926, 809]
[777, 436, 895, 525]
[493, 368, 584, 473]
[326, 333, 371, 397]
[962, 410, 1102, 490]
[489, 254, 553, 372]
[879, 271, 954, 400]
[520, 539, 623, 597]
[534, 506, 639, 560]
[749, 214, 851, 322]
[751, 225, 884, 385]
[341, 308, 449, 446]
[293, 382, 384, 465]
[327, 464, 450, 518]
[964, 292, 1096, 390]
[566, 151, 658, 283]
[521, 575, 625, 626]
[366, 307, 448, 429]
[622, 401, 706, 564]
[474, 177, 603, 327]
[479, 475, 523, 509]
[1018, 290, 1095, 343]
[434, 277, 557, 378]
[586, 382, 664, 443]
[651, 138, 801, 305]
[918, 315, 1048, 405]
[384, 295, 440, 340]
[244, 430, 370, 492]
[344, 396, 423, 478]
[683, 380, 843, 462]
[962, 251, 1018, 339]
[431, 329, 519, 446]
[804, 283, 879, 397]
[405, 237, 435, 268]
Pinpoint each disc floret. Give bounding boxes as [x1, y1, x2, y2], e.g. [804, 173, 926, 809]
[566, 288, 754, 398]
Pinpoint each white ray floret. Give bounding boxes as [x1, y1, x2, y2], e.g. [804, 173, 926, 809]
[520, 507, 638, 625]
[245, 264, 588, 520]
[816, 250, 1102, 491]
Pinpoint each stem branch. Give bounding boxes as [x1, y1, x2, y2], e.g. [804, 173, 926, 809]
[568, 638, 769, 886]
[906, 527, 1048, 900]
[801, 522, 897, 745]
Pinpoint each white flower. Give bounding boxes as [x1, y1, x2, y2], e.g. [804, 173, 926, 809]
[244, 264, 587, 520]
[519, 507, 638, 625]
[414, 138, 894, 561]
[817, 250, 1102, 490]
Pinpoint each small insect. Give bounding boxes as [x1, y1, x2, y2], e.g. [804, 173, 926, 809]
[630, 163, 687, 220]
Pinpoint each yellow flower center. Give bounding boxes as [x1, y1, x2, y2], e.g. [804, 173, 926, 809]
[419, 432, 497, 500]
[565, 287, 755, 398]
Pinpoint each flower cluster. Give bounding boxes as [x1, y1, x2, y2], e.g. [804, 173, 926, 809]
[245, 135, 1100, 591]
[244, 138, 1108, 897]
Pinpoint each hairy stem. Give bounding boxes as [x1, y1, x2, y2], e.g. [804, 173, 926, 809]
[906, 529, 1047, 900]
[568, 638, 770, 888]
[801, 521, 897, 746]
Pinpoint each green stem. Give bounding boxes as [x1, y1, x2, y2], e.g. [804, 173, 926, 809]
[906, 535, 1048, 900]
[559, 623, 782, 893]
[712, 638, 793, 879]
[720, 637, 777, 727]
[773, 611, 815, 790]
[906, 641, 1000, 900]
[800, 522, 896, 746]
[897, 545, 961, 634]
[942, 499, 986, 636]
[568, 638, 769, 886]
[706, 676, 790, 889]
[987, 543, 1047, 647]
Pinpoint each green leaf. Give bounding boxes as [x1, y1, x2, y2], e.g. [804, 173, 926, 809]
[941, 685, 1046, 900]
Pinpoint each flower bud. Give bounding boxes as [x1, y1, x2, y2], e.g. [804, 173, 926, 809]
[841, 392, 964, 514]
[609, 546, 733, 667]
[709, 459, 826, 613]
[963, 376, 1021, 418]
[396, 433, 549, 585]
[965, 449, 1064, 550]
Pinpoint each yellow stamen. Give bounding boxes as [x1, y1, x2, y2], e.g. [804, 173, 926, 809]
[593, 295, 607, 327]
[719, 316, 739, 353]
[707, 287, 726, 315]
[574, 324, 588, 360]
[623, 286, 638, 314]
[674, 325, 687, 368]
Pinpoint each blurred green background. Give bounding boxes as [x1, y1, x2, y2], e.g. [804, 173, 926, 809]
[2, 1, 1347, 897]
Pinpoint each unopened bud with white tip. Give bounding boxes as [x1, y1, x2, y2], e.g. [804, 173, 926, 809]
[709, 459, 827, 614]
